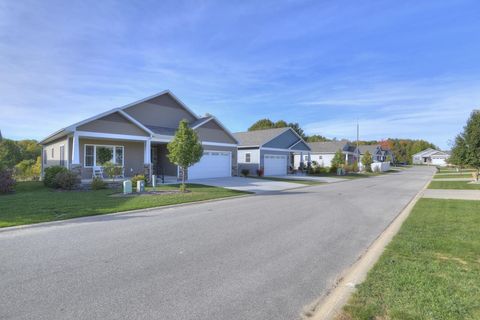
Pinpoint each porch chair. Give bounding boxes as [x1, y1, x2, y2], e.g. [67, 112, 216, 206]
[92, 166, 104, 179]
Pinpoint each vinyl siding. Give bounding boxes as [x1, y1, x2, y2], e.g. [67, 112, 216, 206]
[77, 112, 149, 136]
[42, 137, 68, 169]
[263, 129, 299, 149]
[195, 120, 237, 144]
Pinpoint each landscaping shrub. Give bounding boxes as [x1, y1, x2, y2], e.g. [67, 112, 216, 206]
[91, 177, 107, 190]
[0, 169, 16, 194]
[44, 166, 68, 188]
[54, 171, 80, 190]
[131, 175, 146, 187]
[329, 165, 337, 173]
[241, 169, 250, 177]
[14, 158, 41, 181]
[256, 167, 264, 177]
[103, 161, 123, 181]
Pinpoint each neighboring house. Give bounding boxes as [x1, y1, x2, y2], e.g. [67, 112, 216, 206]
[293, 140, 356, 168]
[234, 128, 310, 176]
[39, 90, 238, 181]
[412, 148, 450, 166]
[357, 145, 389, 163]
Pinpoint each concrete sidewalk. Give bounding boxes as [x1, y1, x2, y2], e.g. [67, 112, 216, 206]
[423, 189, 480, 200]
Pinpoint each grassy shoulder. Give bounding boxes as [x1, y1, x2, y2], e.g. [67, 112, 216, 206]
[341, 198, 480, 320]
[0, 181, 248, 228]
[429, 180, 480, 190]
[434, 173, 474, 179]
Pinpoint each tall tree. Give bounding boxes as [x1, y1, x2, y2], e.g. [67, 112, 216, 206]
[307, 135, 330, 142]
[455, 110, 480, 179]
[168, 120, 204, 191]
[448, 134, 467, 168]
[0, 139, 22, 170]
[287, 122, 307, 140]
[331, 149, 345, 169]
[16, 140, 41, 161]
[248, 119, 276, 131]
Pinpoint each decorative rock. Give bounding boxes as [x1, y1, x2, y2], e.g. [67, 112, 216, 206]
[123, 180, 132, 194]
[136, 180, 145, 193]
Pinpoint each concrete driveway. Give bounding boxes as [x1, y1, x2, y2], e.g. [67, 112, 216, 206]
[189, 176, 305, 193]
[270, 174, 347, 183]
[0, 167, 434, 320]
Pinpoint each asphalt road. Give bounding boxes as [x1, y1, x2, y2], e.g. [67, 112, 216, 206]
[0, 167, 434, 320]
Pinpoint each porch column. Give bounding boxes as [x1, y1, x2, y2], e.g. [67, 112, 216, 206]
[72, 133, 80, 164]
[144, 139, 151, 164]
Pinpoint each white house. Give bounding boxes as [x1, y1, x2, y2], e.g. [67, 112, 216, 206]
[412, 148, 450, 166]
[293, 140, 356, 169]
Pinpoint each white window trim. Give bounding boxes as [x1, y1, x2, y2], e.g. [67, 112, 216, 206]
[245, 152, 251, 163]
[84, 144, 125, 168]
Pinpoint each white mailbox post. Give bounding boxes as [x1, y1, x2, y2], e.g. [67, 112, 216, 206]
[136, 180, 145, 193]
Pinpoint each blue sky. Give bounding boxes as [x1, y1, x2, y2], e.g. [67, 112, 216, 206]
[1, 0, 479, 149]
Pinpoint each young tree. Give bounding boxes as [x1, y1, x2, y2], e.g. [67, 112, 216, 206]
[362, 151, 373, 172]
[168, 119, 203, 191]
[331, 149, 345, 169]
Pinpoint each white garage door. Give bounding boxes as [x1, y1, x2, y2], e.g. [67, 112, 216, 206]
[188, 151, 231, 180]
[264, 154, 287, 176]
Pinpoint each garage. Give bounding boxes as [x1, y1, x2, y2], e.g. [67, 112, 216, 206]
[188, 151, 232, 179]
[263, 154, 287, 176]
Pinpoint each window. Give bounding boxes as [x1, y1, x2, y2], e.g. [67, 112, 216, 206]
[51, 148, 54, 158]
[304, 155, 309, 161]
[85, 145, 94, 167]
[115, 146, 123, 165]
[43, 150, 47, 165]
[96, 146, 114, 166]
[245, 153, 251, 163]
[84, 144, 124, 168]
[60, 145, 65, 167]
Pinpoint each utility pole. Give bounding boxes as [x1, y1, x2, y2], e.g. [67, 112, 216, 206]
[356, 120, 359, 163]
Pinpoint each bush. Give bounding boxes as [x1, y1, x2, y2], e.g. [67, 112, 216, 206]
[131, 175, 146, 187]
[330, 165, 337, 173]
[44, 166, 68, 188]
[54, 171, 80, 190]
[103, 161, 123, 181]
[241, 169, 250, 177]
[0, 169, 16, 193]
[256, 167, 264, 177]
[91, 177, 107, 190]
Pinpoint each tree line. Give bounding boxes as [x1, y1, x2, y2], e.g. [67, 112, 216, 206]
[0, 137, 42, 180]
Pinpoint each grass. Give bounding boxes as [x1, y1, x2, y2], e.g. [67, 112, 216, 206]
[309, 169, 400, 180]
[429, 180, 480, 190]
[434, 173, 474, 179]
[246, 176, 325, 185]
[340, 198, 480, 320]
[0, 181, 248, 228]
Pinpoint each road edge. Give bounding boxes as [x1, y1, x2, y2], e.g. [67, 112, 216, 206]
[303, 173, 433, 320]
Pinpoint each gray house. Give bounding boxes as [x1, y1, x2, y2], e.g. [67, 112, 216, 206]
[40, 90, 238, 181]
[357, 145, 394, 163]
[234, 128, 310, 176]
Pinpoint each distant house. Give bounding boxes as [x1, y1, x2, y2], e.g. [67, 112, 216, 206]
[357, 145, 393, 163]
[412, 148, 450, 166]
[293, 140, 356, 168]
[234, 127, 310, 176]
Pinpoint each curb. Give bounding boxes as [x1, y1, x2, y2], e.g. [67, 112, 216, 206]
[303, 172, 434, 320]
[0, 193, 252, 234]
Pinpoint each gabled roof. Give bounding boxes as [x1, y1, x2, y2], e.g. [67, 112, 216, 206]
[233, 127, 291, 147]
[307, 140, 350, 153]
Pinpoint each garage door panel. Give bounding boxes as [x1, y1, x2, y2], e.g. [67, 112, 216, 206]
[188, 151, 231, 179]
[264, 154, 287, 176]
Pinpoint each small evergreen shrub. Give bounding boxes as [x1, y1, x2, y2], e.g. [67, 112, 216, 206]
[131, 175, 146, 187]
[0, 169, 16, 194]
[44, 166, 68, 188]
[54, 171, 80, 190]
[91, 177, 107, 190]
[241, 169, 250, 177]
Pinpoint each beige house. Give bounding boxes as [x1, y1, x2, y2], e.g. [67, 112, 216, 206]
[40, 90, 238, 181]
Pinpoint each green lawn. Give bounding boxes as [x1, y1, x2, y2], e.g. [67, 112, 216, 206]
[309, 169, 399, 180]
[341, 198, 480, 320]
[0, 181, 248, 228]
[434, 173, 474, 179]
[429, 180, 480, 190]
